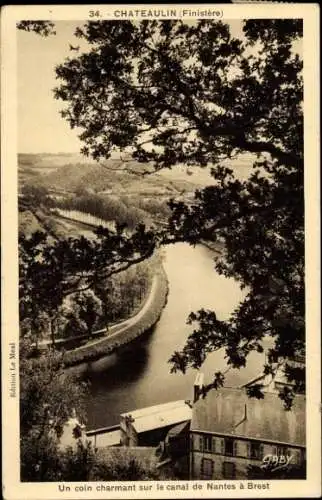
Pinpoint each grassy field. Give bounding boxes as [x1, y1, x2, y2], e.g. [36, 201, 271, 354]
[19, 207, 99, 240]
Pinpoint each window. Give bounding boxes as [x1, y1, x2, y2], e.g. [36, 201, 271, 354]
[249, 442, 263, 460]
[203, 435, 213, 452]
[292, 448, 302, 466]
[272, 445, 289, 458]
[224, 438, 235, 456]
[222, 461, 236, 479]
[277, 446, 289, 457]
[201, 458, 214, 479]
[199, 434, 213, 452]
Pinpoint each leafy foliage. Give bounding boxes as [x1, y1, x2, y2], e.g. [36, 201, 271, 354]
[59, 441, 96, 481]
[17, 21, 56, 37]
[20, 184, 52, 209]
[53, 19, 305, 408]
[69, 290, 103, 338]
[20, 342, 88, 480]
[58, 442, 162, 481]
[91, 448, 160, 480]
[16, 19, 306, 410]
[20, 337, 165, 481]
[60, 266, 168, 367]
[54, 20, 302, 169]
[19, 225, 157, 342]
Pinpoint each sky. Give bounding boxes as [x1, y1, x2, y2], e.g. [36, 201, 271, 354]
[17, 22, 85, 153]
[17, 19, 247, 155]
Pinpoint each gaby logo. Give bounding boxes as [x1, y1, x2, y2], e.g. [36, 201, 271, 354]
[260, 454, 293, 472]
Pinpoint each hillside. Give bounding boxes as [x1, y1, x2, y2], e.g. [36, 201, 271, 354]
[18, 154, 204, 194]
[18, 152, 258, 237]
[18, 207, 99, 240]
[18, 154, 207, 234]
[18, 152, 258, 192]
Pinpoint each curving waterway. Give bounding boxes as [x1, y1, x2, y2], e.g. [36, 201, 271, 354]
[70, 243, 270, 430]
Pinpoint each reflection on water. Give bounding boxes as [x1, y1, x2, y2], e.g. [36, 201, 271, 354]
[77, 243, 267, 430]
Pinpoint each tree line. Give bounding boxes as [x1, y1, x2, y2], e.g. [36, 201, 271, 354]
[56, 192, 147, 230]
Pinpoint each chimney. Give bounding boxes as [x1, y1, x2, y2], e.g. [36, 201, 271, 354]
[193, 373, 205, 403]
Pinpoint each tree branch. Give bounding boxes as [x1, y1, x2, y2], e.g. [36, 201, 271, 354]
[234, 135, 302, 167]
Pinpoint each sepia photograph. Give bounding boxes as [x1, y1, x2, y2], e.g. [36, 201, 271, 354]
[1, 4, 320, 499]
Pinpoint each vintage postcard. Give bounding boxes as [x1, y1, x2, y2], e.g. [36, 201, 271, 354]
[1, 3, 321, 499]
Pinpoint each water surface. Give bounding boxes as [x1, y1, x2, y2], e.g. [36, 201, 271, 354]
[73, 243, 267, 429]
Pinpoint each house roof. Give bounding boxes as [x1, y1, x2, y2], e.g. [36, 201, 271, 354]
[243, 361, 304, 392]
[121, 400, 192, 434]
[191, 388, 305, 447]
[166, 420, 190, 439]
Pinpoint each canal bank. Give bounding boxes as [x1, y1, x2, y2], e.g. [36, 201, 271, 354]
[63, 264, 169, 367]
[74, 243, 274, 430]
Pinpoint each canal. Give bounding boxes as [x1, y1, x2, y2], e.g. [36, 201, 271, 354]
[71, 243, 269, 430]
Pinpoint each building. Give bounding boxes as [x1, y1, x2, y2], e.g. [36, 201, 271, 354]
[86, 425, 121, 448]
[243, 357, 305, 395]
[60, 372, 305, 481]
[120, 400, 192, 447]
[190, 385, 306, 480]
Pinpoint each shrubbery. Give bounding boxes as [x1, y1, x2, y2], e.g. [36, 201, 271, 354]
[62, 267, 168, 367]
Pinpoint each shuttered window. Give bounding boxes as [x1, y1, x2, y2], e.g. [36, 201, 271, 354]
[203, 435, 213, 452]
[196, 434, 216, 453]
[248, 441, 263, 460]
[277, 445, 289, 457]
[201, 458, 214, 479]
[222, 461, 236, 479]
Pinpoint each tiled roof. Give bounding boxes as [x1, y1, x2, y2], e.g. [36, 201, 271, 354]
[121, 400, 192, 433]
[191, 388, 305, 446]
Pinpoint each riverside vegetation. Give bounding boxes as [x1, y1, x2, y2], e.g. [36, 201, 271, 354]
[18, 148, 198, 365]
[59, 265, 168, 367]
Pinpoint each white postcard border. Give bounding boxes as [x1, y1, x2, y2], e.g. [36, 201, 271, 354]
[1, 4, 321, 499]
